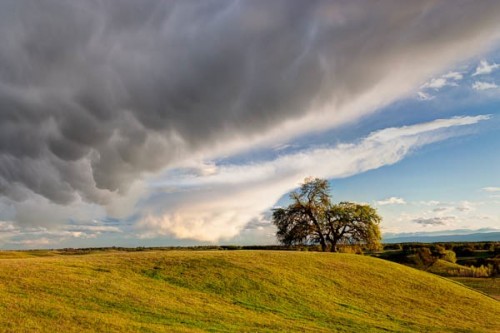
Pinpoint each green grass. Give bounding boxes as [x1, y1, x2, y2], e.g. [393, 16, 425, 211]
[427, 259, 473, 277]
[0, 251, 498, 332]
[450, 277, 500, 301]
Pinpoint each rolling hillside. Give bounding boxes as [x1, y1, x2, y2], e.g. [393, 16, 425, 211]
[0, 250, 498, 332]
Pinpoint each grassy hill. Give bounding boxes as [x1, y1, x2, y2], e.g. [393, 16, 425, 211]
[427, 259, 475, 277]
[0, 250, 498, 332]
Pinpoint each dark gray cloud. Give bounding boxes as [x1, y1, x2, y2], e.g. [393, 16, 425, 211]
[412, 216, 456, 226]
[1, 0, 500, 208]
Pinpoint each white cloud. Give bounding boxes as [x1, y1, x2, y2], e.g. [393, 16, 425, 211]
[472, 60, 500, 76]
[472, 81, 498, 90]
[11, 238, 53, 247]
[381, 198, 499, 235]
[0, 220, 16, 232]
[442, 71, 464, 80]
[136, 115, 490, 242]
[0, 218, 124, 248]
[417, 91, 435, 101]
[482, 187, 500, 192]
[419, 200, 441, 206]
[376, 197, 407, 205]
[420, 71, 463, 90]
[422, 78, 448, 90]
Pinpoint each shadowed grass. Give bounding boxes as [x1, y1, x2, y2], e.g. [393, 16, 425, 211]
[450, 277, 500, 301]
[0, 251, 498, 332]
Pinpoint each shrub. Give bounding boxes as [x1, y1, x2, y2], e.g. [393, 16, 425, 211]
[450, 264, 493, 278]
[442, 250, 457, 264]
[434, 245, 446, 255]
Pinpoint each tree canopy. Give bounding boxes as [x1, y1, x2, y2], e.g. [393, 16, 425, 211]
[272, 177, 381, 252]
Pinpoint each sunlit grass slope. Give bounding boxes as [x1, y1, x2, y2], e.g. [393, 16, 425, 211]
[0, 251, 498, 332]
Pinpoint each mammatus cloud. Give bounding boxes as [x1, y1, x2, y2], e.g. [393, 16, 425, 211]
[376, 197, 407, 205]
[472, 60, 500, 76]
[1, 1, 500, 211]
[136, 115, 489, 242]
[472, 81, 499, 91]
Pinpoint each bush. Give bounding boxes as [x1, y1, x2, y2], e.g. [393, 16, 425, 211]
[442, 250, 457, 264]
[406, 248, 437, 268]
[434, 245, 446, 255]
[450, 264, 493, 278]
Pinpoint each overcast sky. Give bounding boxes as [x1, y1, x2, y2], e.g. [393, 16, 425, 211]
[1, 0, 499, 249]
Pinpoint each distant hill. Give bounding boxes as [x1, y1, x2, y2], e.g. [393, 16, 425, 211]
[383, 232, 500, 243]
[0, 250, 498, 332]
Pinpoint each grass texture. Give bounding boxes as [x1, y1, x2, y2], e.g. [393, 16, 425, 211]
[0, 250, 498, 332]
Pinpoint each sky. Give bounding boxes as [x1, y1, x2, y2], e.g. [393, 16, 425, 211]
[0, 0, 499, 249]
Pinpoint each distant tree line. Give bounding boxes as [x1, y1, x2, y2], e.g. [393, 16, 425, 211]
[378, 242, 500, 277]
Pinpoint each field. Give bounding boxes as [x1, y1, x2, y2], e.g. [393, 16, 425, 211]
[450, 277, 500, 301]
[0, 250, 499, 332]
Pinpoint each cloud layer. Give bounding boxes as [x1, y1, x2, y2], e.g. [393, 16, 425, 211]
[472, 60, 500, 76]
[136, 115, 489, 241]
[2, 0, 500, 210]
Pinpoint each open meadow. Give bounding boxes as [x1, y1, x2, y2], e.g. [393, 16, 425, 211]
[0, 250, 498, 332]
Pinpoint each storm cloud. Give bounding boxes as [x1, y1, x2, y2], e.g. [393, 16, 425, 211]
[1, 1, 500, 218]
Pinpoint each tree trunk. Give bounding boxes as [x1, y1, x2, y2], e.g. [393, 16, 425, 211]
[329, 238, 338, 252]
[319, 239, 327, 252]
[307, 211, 327, 252]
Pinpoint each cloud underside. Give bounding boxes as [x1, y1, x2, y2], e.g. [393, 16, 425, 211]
[412, 217, 455, 226]
[137, 116, 489, 242]
[1, 1, 500, 244]
[1, 0, 500, 208]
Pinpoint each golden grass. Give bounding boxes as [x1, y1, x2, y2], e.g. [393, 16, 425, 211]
[0, 250, 498, 332]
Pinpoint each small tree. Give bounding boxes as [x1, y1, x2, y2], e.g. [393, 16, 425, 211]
[272, 177, 382, 252]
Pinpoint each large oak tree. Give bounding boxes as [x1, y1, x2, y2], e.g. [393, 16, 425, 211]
[272, 178, 381, 252]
